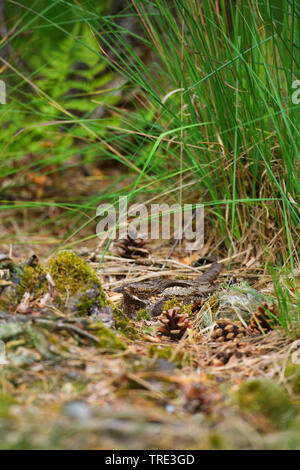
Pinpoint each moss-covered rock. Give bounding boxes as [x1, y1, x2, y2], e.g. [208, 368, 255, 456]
[48, 251, 107, 315]
[236, 378, 297, 430]
[48, 251, 104, 297]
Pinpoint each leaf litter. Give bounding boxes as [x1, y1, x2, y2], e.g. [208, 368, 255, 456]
[0, 247, 300, 449]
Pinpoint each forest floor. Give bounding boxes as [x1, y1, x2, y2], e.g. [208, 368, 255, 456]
[1, 165, 300, 450]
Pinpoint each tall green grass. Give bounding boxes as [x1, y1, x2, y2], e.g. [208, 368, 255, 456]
[0, 0, 299, 271]
[94, 0, 300, 257]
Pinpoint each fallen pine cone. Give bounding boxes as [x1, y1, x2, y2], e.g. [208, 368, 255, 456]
[211, 318, 246, 342]
[183, 383, 212, 414]
[210, 344, 235, 366]
[210, 341, 257, 367]
[113, 227, 151, 259]
[157, 306, 191, 340]
[248, 302, 278, 335]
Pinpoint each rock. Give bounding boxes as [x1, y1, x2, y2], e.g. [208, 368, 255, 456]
[217, 283, 273, 323]
[48, 251, 107, 315]
[62, 400, 92, 420]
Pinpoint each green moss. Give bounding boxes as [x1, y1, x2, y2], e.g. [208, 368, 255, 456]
[48, 251, 107, 314]
[236, 378, 297, 429]
[0, 262, 48, 309]
[0, 393, 17, 418]
[148, 345, 189, 367]
[163, 299, 192, 316]
[136, 309, 151, 321]
[0, 287, 16, 310]
[49, 251, 104, 297]
[285, 363, 300, 395]
[88, 321, 127, 350]
[75, 287, 107, 316]
[18, 264, 48, 299]
[76, 293, 94, 315]
[112, 304, 138, 338]
[205, 432, 233, 450]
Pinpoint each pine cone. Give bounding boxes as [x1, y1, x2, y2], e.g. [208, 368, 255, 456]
[249, 302, 278, 335]
[210, 340, 258, 367]
[157, 307, 191, 340]
[183, 383, 211, 413]
[113, 228, 150, 259]
[211, 344, 236, 366]
[211, 318, 246, 342]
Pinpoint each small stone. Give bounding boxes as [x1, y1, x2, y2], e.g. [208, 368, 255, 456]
[62, 400, 92, 420]
[165, 404, 175, 413]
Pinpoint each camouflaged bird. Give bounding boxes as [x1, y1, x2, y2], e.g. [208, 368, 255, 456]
[117, 262, 222, 318]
